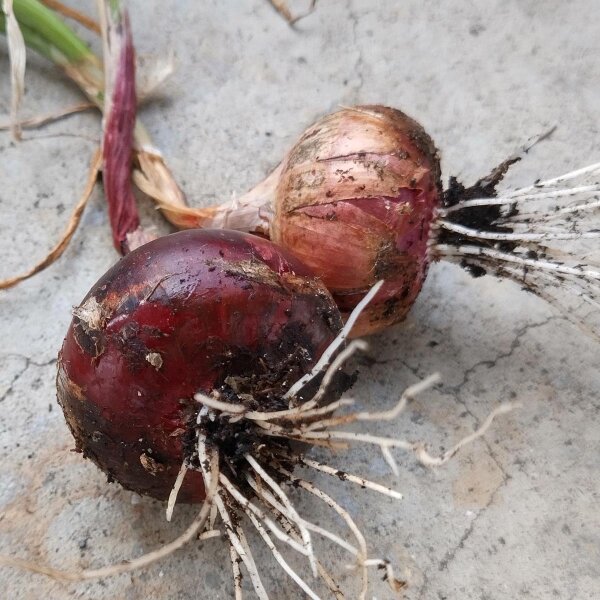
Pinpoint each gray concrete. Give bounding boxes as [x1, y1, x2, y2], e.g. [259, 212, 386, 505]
[1, 0, 599, 598]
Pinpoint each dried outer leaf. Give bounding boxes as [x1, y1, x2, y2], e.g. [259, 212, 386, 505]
[267, 0, 317, 25]
[3, 0, 27, 140]
[0, 149, 102, 290]
[98, 0, 141, 254]
[133, 160, 281, 232]
[0, 101, 94, 130]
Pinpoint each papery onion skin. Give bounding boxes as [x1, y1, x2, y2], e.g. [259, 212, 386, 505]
[57, 230, 342, 503]
[271, 106, 442, 337]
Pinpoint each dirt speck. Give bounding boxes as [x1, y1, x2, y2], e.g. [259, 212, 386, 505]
[145, 352, 163, 370]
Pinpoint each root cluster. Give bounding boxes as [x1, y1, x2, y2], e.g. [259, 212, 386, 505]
[435, 161, 600, 338]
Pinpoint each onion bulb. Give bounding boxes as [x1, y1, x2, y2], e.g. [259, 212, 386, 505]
[1, 229, 515, 596]
[57, 229, 342, 502]
[271, 106, 441, 337]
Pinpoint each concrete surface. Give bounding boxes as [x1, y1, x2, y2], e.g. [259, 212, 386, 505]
[1, 0, 599, 598]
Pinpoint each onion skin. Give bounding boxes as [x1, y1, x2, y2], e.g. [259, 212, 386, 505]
[57, 230, 342, 503]
[272, 106, 442, 337]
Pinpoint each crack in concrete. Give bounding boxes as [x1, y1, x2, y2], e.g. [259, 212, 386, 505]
[447, 315, 561, 396]
[0, 354, 57, 403]
[416, 454, 510, 599]
[393, 316, 562, 598]
[0, 363, 29, 404]
[374, 314, 563, 395]
[416, 316, 565, 596]
[437, 464, 509, 573]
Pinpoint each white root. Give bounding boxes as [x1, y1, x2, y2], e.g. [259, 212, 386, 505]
[437, 220, 600, 242]
[284, 401, 517, 469]
[435, 244, 600, 281]
[238, 343, 435, 432]
[300, 459, 403, 500]
[359, 559, 406, 593]
[245, 473, 359, 557]
[198, 530, 222, 541]
[439, 183, 600, 213]
[439, 245, 600, 308]
[277, 470, 370, 600]
[223, 473, 339, 599]
[233, 520, 271, 600]
[244, 510, 322, 600]
[413, 401, 518, 466]
[292, 479, 411, 595]
[549, 198, 600, 216]
[223, 505, 269, 600]
[219, 473, 309, 556]
[350, 373, 441, 422]
[435, 161, 600, 337]
[437, 244, 600, 323]
[381, 446, 400, 476]
[507, 161, 600, 196]
[261, 398, 355, 423]
[284, 281, 384, 399]
[195, 392, 246, 414]
[198, 444, 269, 600]
[166, 462, 188, 522]
[260, 497, 346, 600]
[310, 339, 369, 404]
[315, 563, 345, 600]
[208, 501, 219, 531]
[229, 544, 243, 600]
[245, 454, 318, 578]
[439, 162, 600, 215]
[197, 392, 354, 423]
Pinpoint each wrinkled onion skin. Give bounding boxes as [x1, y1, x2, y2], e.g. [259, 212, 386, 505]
[272, 106, 442, 336]
[57, 230, 342, 502]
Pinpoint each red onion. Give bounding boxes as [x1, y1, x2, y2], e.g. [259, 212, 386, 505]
[162, 106, 600, 339]
[2, 228, 515, 595]
[57, 229, 342, 502]
[271, 106, 441, 336]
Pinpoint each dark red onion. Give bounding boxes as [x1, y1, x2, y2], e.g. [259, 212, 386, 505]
[57, 229, 342, 502]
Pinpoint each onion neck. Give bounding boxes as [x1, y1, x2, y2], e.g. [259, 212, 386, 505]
[156, 164, 281, 235]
